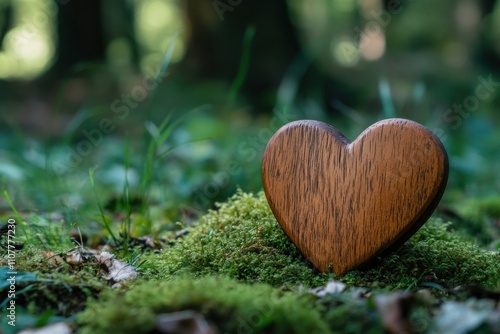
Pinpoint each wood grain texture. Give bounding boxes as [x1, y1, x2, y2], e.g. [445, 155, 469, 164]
[262, 119, 449, 275]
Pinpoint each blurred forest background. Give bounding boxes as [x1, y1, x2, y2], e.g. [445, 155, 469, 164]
[0, 0, 499, 222]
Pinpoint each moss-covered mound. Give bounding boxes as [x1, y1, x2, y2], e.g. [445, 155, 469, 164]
[76, 192, 500, 333]
[144, 191, 500, 289]
[144, 190, 331, 286]
[77, 276, 329, 334]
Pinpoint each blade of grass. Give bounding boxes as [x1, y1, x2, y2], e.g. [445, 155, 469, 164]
[141, 115, 185, 195]
[140, 113, 183, 229]
[227, 25, 256, 107]
[89, 168, 119, 246]
[140, 33, 179, 194]
[156, 33, 179, 84]
[276, 51, 311, 110]
[145, 32, 179, 115]
[29, 217, 73, 250]
[154, 136, 212, 161]
[122, 140, 132, 248]
[139, 104, 211, 224]
[3, 190, 27, 239]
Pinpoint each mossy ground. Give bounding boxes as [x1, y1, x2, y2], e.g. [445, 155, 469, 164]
[0, 246, 107, 332]
[78, 276, 329, 334]
[142, 191, 500, 290]
[1, 248, 105, 300]
[2, 191, 500, 333]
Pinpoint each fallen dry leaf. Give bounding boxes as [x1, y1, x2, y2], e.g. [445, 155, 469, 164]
[42, 251, 64, 265]
[43, 248, 138, 286]
[42, 247, 97, 266]
[95, 251, 138, 285]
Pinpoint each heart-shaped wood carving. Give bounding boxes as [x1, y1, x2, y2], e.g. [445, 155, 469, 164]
[262, 119, 448, 275]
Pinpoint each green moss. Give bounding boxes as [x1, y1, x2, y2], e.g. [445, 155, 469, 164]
[0, 246, 106, 316]
[143, 190, 333, 287]
[145, 191, 500, 289]
[77, 276, 330, 334]
[343, 221, 500, 289]
[0, 246, 107, 290]
[1, 246, 58, 273]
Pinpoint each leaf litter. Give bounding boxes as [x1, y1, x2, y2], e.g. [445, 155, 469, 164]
[42, 248, 138, 286]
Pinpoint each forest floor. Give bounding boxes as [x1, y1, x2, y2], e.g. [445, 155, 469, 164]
[0, 167, 499, 333]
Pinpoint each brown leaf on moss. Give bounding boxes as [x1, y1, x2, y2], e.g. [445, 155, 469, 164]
[42, 251, 65, 265]
[95, 251, 138, 286]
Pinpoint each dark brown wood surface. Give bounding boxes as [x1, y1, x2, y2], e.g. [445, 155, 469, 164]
[262, 119, 448, 275]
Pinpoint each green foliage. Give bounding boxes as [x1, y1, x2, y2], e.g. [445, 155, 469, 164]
[0, 210, 77, 251]
[145, 191, 500, 290]
[143, 190, 334, 287]
[477, 197, 500, 218]
[77, 276, 330, 334]
[459, 196, 500, 222]
[227, 25, 256, 107]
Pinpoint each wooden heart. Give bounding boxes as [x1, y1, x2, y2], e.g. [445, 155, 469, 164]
[262, 119, 448, 275]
